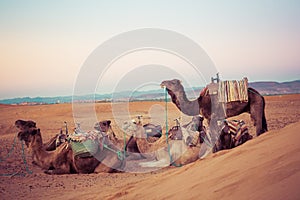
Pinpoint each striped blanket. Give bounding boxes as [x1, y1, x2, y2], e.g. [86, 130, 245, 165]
[223, 119, 251, 147]
[218, 78, 248, 103]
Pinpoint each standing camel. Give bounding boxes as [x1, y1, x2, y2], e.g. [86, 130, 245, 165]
[161, 79, 267, 136]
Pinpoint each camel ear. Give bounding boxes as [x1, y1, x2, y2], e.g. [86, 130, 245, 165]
[107, 120, 111, 126]
[28, 121, 36, 128]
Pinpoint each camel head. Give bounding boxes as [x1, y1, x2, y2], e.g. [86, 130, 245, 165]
[161, 79, 201, 116]
[160, 79, 183, 92]
[94, 120, 119, 142]
[15, 119, 36, 131]
[94, 120, 111, 132]
[161, 79, 184, 108]
[160, 79, 184, 98]
[18, 128, 41, 147]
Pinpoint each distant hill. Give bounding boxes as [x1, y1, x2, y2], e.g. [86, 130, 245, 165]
[249, 80, 300, 95]
[0, 80, 299, 105]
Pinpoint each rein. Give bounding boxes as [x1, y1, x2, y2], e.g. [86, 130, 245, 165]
[164, 86, 182, 167]
[101, 136, 125, 161]
[0, 131, 32, 177]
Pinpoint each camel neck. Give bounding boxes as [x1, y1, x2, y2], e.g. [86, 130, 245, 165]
[31, 134, 44, 150]
[174, 89, 200, 116]
[176, 88, 189, 102]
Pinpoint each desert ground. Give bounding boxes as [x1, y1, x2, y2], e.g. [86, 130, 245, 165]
[0, 94, 300, 199]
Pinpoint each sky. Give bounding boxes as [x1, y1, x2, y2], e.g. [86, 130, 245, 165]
[0, 0, 299, 99]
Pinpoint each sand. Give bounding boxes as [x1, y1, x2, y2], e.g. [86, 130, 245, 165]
[0, 94, 300, 199]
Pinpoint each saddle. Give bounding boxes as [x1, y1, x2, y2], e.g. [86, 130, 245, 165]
[169, 126, 183, 140]
[68, 130, 101, 158]
[220, 119, 252, 148]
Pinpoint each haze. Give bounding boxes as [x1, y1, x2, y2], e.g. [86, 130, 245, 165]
[0, 0, 299, 99]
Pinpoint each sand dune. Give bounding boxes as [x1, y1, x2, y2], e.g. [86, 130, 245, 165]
[0, 94, 300, 199]
[105, 122, 300, 200]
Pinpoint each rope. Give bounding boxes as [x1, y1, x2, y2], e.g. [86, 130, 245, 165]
[0, 134, 32, 177]
[20, 140, 33, 175]
[0, 135, 17, 162]
[102, 138, 124, 161]
[123, 131, 126, 160]
[164, 87, 181, 167]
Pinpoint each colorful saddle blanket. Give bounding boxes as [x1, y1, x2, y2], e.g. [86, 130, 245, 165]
[223, 119, 251, 146]
[68, 130, 101, 157]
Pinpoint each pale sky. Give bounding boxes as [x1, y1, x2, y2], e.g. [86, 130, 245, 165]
[0, 0, 299, 99]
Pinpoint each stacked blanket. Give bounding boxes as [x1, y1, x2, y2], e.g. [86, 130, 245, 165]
[68, 130, 100, 142]
[218, 77, 248, 103]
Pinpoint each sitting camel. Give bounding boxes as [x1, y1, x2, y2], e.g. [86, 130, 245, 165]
[122, 116, 209, 168]
[94, 120, 164, 160]
[16, 120, 125, 174]
[94, 120, 142, 159]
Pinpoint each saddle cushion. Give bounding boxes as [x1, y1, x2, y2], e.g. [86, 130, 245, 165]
[68, 130, 100, 157]
[70, 139, 99, 157]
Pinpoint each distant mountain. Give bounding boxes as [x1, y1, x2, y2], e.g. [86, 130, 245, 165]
[249, 80, 300, 95]
[0, 80, 299, 105]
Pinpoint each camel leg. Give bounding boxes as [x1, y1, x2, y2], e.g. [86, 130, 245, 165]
[44, 168, 69, 175]
[250, 103, 264, 136]
[94, 163, 115, 173]
[262, 112, 268, 132]
[208, 115, 222, 147]
[44, 163, 71, 174]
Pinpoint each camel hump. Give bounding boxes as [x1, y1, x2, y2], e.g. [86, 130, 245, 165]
[200, 87, 209, 97]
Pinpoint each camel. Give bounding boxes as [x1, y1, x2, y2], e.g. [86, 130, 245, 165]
[94, 120, 142, 158]
[16, 121, 125, 174]
[122, 116, 209, 167]
[94, 120, 164, 160]
[161, 79, 268, 137]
